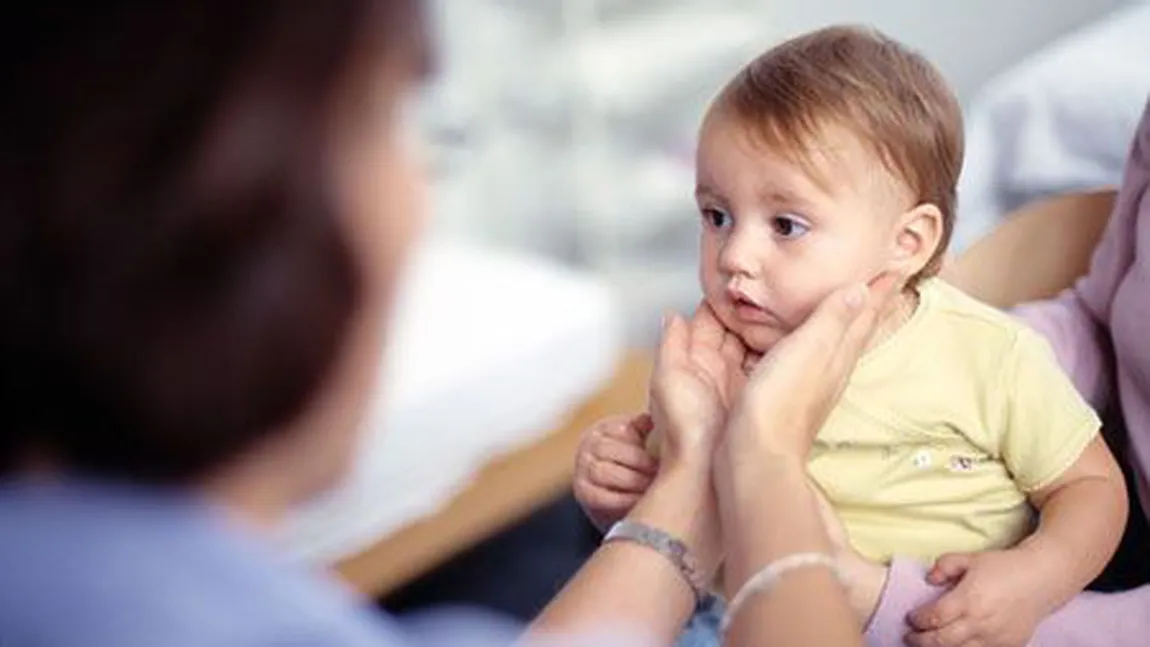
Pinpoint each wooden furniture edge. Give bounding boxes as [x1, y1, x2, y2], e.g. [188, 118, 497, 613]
[333, 351, 653, 598]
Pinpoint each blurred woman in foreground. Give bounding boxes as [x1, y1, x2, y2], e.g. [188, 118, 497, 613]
[0, 3, 892, 645]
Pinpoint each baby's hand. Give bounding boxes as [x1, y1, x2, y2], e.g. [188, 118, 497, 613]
[573, 413, 659, 531]
[907, 549, 1046, 647]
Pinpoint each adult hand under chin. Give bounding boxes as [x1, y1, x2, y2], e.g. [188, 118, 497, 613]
[649, 302, 749, 471]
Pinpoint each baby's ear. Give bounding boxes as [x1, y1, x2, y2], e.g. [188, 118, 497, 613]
[890, 203, 943, 277]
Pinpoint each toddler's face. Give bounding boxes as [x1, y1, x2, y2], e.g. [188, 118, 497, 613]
[695, 114, 909, 352]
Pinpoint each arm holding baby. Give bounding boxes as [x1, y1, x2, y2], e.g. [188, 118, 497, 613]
[907, 330, 1127, 647]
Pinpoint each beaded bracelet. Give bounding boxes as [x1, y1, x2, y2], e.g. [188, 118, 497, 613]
[720, 552, 846, 636]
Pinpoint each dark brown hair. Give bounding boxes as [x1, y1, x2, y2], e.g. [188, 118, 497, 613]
[0, 2, 426, 482]
[718, 25, 964, 279]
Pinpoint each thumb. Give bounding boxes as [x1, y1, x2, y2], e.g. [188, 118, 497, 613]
[928, 552, 974, 585]
[627, 412, 655, 443]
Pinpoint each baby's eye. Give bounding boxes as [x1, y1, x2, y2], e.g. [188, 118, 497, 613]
[702, 208, 734, 230]
[772, 213, 810, 239]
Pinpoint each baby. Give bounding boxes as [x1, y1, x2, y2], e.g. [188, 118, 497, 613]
[573, 25, 1128, 647]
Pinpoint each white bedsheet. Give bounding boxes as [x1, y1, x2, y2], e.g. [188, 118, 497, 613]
[278, 239, 622, 564]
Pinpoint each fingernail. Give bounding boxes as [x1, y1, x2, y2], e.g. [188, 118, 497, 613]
[844, 285, 866, 309]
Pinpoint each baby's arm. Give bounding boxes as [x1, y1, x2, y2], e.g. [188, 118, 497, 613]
[908, 326, 1125, 647]
[908, 439, 1125, 647]
[1016, 436, 1125, 611]
[994, 326, 1127, 610]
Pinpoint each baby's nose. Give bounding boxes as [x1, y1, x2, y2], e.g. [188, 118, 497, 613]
[720, 234, 765, 277]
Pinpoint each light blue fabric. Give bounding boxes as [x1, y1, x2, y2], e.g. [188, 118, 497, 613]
[673, 595, 725, 647]
[0, 478, 528, 647]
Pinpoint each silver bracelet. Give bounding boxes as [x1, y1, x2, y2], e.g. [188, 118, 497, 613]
[720, 552, 846, 635]
[603, 520, 707, 603]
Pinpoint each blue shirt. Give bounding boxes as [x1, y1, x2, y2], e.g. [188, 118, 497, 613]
[0, 479, 529, 647]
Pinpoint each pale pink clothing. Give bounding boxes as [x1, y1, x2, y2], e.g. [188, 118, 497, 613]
[866, 98, 1150, 647]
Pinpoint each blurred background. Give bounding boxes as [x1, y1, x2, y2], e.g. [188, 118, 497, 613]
[419, 0, 1147, 345]
[281, 0, 1150, 627]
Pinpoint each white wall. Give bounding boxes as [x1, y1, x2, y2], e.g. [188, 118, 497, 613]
[762, 0, 1130, 102]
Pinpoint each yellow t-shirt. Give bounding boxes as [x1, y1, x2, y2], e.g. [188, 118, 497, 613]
[811, 279, 1100, 563]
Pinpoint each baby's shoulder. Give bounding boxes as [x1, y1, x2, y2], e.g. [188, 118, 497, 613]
[919, 279, 1031, 352]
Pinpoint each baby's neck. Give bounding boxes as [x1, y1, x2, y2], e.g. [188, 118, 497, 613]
[865, 286, 919, 354]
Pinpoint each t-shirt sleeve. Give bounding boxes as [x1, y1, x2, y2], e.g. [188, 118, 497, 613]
[996, 327, 1101, 492]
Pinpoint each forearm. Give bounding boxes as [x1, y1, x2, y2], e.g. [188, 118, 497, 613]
[529, 462, 721, 645]
[1022, 476, 1127, 612]
[945, 189, 1115, 310]
[718, 450, 863, 647]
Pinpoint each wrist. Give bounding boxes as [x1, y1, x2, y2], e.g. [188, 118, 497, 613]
[722, 409, 810, 468]
[655, 414, 721, 472]
[628, 462, 722, 580]
[716, 441, 807, 510]
[1014, 533, 1077, 611]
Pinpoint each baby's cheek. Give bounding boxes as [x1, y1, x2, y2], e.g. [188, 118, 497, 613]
[783, 280, 850, 325]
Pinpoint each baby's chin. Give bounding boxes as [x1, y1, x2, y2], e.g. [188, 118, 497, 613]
[732, 323, 788, 355]
[705, 296, 791, 354]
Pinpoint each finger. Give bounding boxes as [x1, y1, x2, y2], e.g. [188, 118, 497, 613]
[631, 411, 654, 436]
[832, 271, 906, 364]
[602, 414, 656, 447]
[867, 270, 905, 310]
[823, 283, 880, 362]
[591, 439, 659, 475]
[573, 479, 643, 513]
[905, 619, 979, 647]
[909, 591, 969, 631]
[719, 328, 746, 367]
[587, 489, 643, 514]
[741, 351, 761, 376]
[586, 414, 635, 439]
[928, 553, 974, 586]
[721, 330, 749, 398]
[782, 283, 871, 365]
[655, 311, 690, 371]
[588, 460, 654, 492]
[690, 301, 726, 351]
[741, 351, 761, 375]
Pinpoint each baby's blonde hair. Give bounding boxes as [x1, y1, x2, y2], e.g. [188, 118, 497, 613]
[715, 25, 964, 280]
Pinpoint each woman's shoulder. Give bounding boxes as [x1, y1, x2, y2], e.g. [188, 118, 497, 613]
[0, 478, 411, 646]
[0, 478, 651, 647]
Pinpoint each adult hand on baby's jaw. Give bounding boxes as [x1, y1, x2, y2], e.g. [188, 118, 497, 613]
[649, 301, 748, 472]
[721, 273, 904, 464]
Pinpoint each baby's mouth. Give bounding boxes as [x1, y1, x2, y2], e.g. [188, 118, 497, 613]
[731, 295, 779, 325]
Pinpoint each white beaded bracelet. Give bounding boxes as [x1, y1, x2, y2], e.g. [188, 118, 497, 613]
[719, 552, 846, 636]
